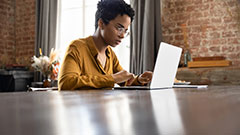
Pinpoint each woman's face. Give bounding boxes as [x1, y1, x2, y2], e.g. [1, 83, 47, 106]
[100, 14, 131, 47]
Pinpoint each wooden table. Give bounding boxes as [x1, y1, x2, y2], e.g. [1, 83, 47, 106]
[0, 86, 240, 135]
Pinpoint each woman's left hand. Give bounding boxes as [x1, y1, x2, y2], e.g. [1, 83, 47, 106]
[138, 71, 153, 84]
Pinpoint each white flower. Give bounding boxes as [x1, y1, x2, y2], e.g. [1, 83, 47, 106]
[31, 48, 60, 77]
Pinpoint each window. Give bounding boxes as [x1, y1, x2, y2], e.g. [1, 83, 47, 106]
[56, 0, 131, 71]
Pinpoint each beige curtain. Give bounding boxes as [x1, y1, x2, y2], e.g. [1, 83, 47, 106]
[130, 0, 162, 74]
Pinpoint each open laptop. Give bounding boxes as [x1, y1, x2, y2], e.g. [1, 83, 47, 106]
[114, 42, 182, 90]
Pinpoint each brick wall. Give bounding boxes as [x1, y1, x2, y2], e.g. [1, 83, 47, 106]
[1, 0, 239, 68]
[15, 0, 35, 66]
[0, 0, 15, 66]
[162, 0, 240, 66]
[0, 0, 35, 67]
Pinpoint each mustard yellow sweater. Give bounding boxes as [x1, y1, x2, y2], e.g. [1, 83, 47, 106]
[58, 36, 139, 90]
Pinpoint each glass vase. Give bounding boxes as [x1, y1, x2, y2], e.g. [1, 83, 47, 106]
[184, 50, 192, 67]
[43, 74, 51, 88]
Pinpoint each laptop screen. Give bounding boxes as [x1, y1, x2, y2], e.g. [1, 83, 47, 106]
[114, 42, 182, 90]
[150, 42, 182, 89]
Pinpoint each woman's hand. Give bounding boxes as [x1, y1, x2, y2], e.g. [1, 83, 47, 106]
[138, 71, 153, 84]
[111, 70, 134, 84]
[174, 78, 186, 83]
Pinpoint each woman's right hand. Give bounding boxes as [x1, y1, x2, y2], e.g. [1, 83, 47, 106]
[111, 70, 134, 84]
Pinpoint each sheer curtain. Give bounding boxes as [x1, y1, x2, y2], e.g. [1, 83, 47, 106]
[130, 0, 162, 74]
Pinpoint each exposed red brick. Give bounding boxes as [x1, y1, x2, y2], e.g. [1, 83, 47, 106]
[202, 40, 210, 46]
[192, 12, 203, 19]
[199, 47, 209, 53]
[236, 46, 240, 51]
[169, 9, 175, 14]
[189, 33, 201, 39]
[166, 2, 174, 9]
[222, 31, 236, 38]
[210, 32, 221, 39]
[162, 0, 240, 66]
[228, 53, 239, 59]
[226, 1, 237, 7]
[209, 9, 225, 17]
[224, 17, 233, 23]
[199, 4, 210, 10]
[211, 18, 222, 23]
[211, 39, 227, 45]
[162, 28, 173, 35]
[162, 22, 175, 28]
[173, 28, 183, 33]
[174, 14, 189, 21]
[0, 0, 35, 67]
[192, 0, 203, 5]
[189, 39, 201, 46]
[228, 38, 239, 44]
[201, 33, 208, 39]
[210, 46, 221, 52]
[191, 26, 202, 33]
[188, 19, 198, 26]
[0, 0, 15, 65]
[222, 46, 235, 53]
[162, 36, 173, 41]
[176, 7, 185, 12]
[15, 0, 35, 66]
[186, 6, 195, 12]
[203, 0, 214, 3]
[175, 35, 184, 40]
[232, 61, 240, 66]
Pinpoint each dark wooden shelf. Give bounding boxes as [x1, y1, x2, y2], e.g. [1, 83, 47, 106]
[176, 66, 240, 85]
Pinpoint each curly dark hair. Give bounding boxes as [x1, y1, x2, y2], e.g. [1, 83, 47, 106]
[95, 0, 135, 30]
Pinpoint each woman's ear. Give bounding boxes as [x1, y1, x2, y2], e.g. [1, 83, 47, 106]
[98, 19, 104, 30]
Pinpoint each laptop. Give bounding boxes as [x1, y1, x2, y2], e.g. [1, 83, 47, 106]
[114, 42, 182, 90]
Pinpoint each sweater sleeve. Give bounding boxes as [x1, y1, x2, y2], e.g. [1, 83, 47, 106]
[109, 48, 144, 86]
[58, 45, 115, 90]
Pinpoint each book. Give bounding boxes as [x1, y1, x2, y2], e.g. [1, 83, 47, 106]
[192, 56, 225, 61]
